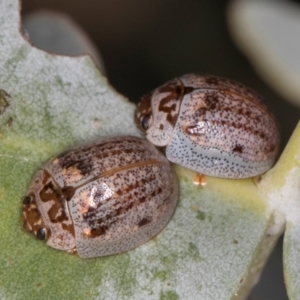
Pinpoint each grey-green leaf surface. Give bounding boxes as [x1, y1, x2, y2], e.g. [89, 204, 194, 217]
[0, 1, 292, 299]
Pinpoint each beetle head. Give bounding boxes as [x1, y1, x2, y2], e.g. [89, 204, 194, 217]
[22, 170, 76, 252]
[135, 78, 183, 147]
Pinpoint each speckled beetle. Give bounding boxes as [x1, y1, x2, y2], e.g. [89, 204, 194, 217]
[22, 136, 178, 258]
[135, 74, 280, 179]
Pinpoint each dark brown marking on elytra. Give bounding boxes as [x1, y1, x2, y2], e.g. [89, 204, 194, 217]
[57, 145, 95, 168]
[201, 92, 256, 117]
[184, 118, 275, 154]
[259, 131, 266, 140]
[84, 173, 157, 215]
[197, 98, 252, 117]
[89, 225, 109, 238]
[60, 143, 139, 175]
[94, 148, 147, 164]
[205, 76, 247, 94]
[233, 144, 244, 154]
[222, 89, 273, 119]
[91, 138, 142, 154]
[116, 174, 157, 197]
[60, 159, 94, 177]
[82, 172, 164, 237]
[203, 75, 268, 106]
[58, 139, 147, 174]
[185, 119, 267, 137]
[204, 93, 220, 110]
[62, 186, 76, 201]
[183, 86, 195, 95]
[110, 148, 143, 158]
[151, 187, 162, 198]
[201, 76, 270, 114]
[138, 217, 152, 227]
[193, 107, 208, 118]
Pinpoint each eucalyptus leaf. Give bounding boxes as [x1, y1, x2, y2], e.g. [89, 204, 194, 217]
[265, 123, 300, 300]
[0, 1, 297, 299]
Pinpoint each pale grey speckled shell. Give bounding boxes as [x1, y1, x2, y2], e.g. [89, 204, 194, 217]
[136, 74, 280, 179]
[22, 136, 178, 258]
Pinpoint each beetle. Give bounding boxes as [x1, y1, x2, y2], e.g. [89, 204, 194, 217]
[135, 74, 280, 179]
[22, 136, 178, 258]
